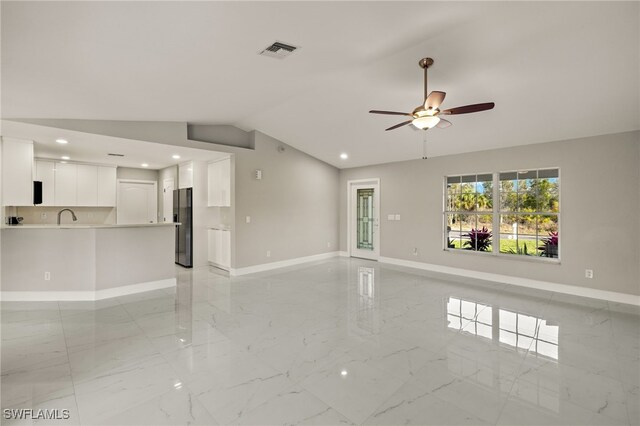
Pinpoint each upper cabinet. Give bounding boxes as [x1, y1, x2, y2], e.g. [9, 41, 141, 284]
[2, 138, 34, 206]
[178, 161, 193, 189]
[54, 162, 78, 206]
[2, 137, 118, 208]
[36, 160, 117, 208]
[35, 160, 55, 206]
[77, 164, 98, 206]
[97, 166, 116, 207]
[208, 158, 231, 207]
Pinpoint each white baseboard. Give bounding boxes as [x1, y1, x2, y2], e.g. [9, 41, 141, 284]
[230, 251, 340, 276]
[378, 256, 640, 306]
[338, 251, 349, 257]
[0, 278, 176, 302]
[207, 261, 230, 272]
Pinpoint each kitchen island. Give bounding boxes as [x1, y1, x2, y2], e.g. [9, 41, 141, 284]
[1, 223, 177, 301]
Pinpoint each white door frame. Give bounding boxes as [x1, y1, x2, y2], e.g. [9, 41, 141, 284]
[116, 179, 158, 224]
[347, 178, 380, 260]
[162, 177, 175, 223]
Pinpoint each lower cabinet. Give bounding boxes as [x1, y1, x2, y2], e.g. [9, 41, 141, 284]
[208, 229, 230, 269]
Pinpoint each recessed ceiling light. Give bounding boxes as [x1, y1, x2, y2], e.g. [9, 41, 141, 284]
[60, 161, 68, 164]
[340, 153, 348, 160]
[61, 156, 70, 160]
[141, 163, 149, 168]
[340, 370, 348, 376]
[172, 155, 181, 160]
[55, 139, 68, 144]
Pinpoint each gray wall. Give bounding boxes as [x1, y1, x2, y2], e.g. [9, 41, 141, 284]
[339, 131, 640, 297]
[234, 131, 340, 268]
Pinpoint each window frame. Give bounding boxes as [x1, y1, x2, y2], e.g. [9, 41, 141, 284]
[443, 168, 561, 263]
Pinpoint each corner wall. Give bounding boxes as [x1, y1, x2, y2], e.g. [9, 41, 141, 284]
[233, 131, 339, 268]
[339, 131, 640, 297]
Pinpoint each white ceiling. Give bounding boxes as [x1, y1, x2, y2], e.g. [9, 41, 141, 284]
[1, 120, 229, 170]
[2, 1, 638, 168]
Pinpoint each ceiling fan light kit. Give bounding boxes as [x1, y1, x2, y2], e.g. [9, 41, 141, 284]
[412, 115, 440, 130]
[369, 57, 495, 132]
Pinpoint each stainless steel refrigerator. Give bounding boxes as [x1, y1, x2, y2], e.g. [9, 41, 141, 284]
[174, 188, 193, 268]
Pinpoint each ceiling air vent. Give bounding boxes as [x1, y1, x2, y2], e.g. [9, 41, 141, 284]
[107, 153, 125, 157]
[259, 41, 299, 59]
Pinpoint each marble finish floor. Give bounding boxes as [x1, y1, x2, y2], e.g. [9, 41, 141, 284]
[1, 258, 639, 425]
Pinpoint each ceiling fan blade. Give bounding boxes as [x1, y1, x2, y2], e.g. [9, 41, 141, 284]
[436, 118, 452, 128]
[424, 91, 446, 110]
[440, 102, 495, 115]
[385, 120, 413, 131]
[369, 110, 413, 116]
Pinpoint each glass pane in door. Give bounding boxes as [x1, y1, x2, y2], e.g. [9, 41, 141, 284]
[357, 188, 374, 250]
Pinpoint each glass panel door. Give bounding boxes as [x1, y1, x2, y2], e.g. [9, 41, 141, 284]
[357, 188, 374, 250]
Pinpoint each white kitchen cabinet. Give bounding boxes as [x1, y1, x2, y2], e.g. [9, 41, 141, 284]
[35, 160, 55, 206]
[2, 138, 34, 206]
[76, 164, 98, 206]
[208, 228, 230, 269]
[207, 157, 231, 206]
[178, 161, 193, 189]
[97, 166, 116, 206]
[54, 163, 77, 206]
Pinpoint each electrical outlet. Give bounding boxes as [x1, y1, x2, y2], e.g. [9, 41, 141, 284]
[395, 214, 401, 221]
[44, 272, 51, 281]
[266, 250, 271, 258]
[412, 247, 418, 256]
[585, 269, 594, 279]
[40, 213, 47, 219]
[246, 216, 251, 223]
[327, 242, 331, 248]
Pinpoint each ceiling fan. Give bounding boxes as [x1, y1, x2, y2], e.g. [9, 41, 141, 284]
[370, 58, 495, 131]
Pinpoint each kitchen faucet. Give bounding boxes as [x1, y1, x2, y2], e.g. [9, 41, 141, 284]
[57, 208, 78, 225]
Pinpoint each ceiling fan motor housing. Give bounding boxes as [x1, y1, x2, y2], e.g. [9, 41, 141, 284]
[418, 58, 434, 69]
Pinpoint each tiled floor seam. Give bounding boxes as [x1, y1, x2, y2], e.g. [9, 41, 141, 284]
[56, 300, 83, 426]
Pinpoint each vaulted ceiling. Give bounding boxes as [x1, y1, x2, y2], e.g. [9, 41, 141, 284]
[2, 1, 638, 168]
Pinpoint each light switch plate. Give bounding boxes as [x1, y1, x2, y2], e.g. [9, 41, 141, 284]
[246, 216, 251, 223]
[387, 214, 395, 221]
[395, 214, 401, 221]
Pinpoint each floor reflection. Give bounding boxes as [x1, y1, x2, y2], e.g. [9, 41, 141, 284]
[446, 296, 559, 361]
[348, 266, 379, 336]
[175, 271, 193, 347]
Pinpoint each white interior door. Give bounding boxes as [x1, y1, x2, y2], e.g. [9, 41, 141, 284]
[162, 178, 174, 223]
[117, 180, 157, 224]
[349, 180, 380, 260]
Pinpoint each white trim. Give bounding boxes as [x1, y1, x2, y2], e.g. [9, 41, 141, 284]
[230, 252, 340, 276]
[378, 256, 640, 306]
[339, 251, 349, 257]
[0, 278, 176, 302]
[208, 261, 230, 272]
[347, 178, 380, 260]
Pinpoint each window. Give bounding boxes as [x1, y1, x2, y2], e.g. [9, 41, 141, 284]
[445, 174, 494, 252]
[444, 168, 559, 260]
[499, 169, 559, 258]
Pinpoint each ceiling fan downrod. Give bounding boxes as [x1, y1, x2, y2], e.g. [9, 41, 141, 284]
[418, 57, 434, 103]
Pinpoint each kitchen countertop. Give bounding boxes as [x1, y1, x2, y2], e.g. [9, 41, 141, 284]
[2, 223, 179, 229]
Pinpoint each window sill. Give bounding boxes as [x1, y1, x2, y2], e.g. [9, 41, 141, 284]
[443, 248, 561, 265]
